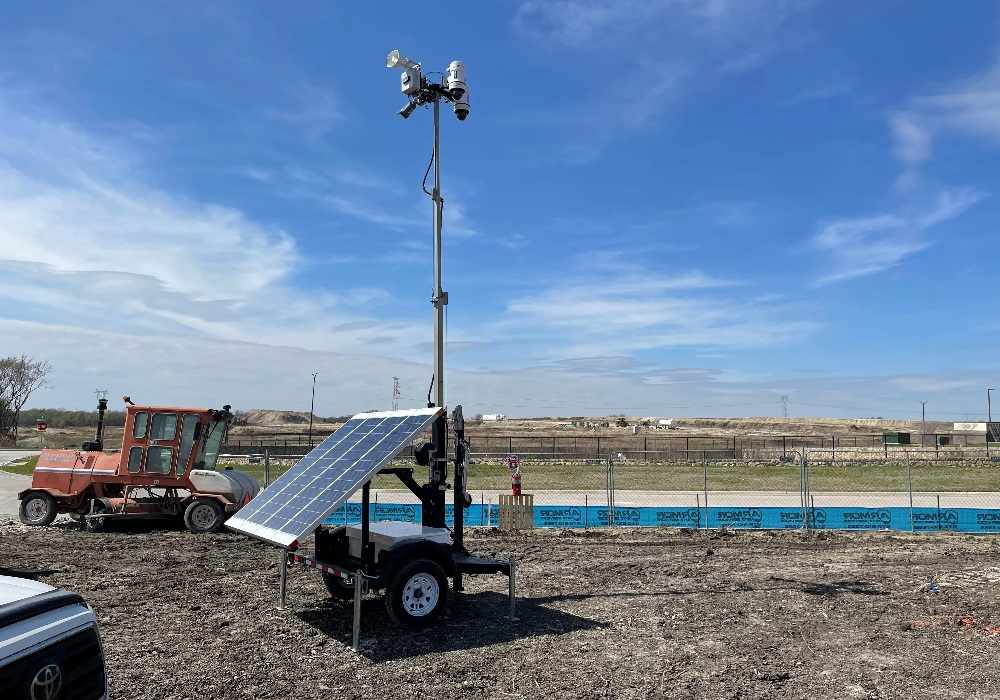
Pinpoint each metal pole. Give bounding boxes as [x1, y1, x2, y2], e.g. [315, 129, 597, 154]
[308, 373, 317, 447]
[508, 555, 518, 621]
[800, 448, 808, 530]
[277, 549, 289, 611]
[352, 570, 364, 651]
[264, 448, 270, 488]
[702, 453, 708, 530]
[907, 453, 914, 533]
[433, 96, 445, 412]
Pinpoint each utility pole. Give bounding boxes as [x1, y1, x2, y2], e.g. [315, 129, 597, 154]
[308, 373, 318, 447]
[918, 400, 928, 422]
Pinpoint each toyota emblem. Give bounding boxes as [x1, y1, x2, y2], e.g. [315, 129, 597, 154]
[30, 663, 62, 700]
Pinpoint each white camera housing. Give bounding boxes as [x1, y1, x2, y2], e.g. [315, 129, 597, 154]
[453, 89, 470, 121]
[401, 67, 422, 96]
[447, 61, 467, 99]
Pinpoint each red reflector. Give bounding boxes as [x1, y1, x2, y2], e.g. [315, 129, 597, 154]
[289, 540, 299, 551]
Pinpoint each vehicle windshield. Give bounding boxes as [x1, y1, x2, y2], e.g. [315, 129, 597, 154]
[193, 420, 228, 471]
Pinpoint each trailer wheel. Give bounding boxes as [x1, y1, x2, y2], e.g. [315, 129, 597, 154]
[322, 572, 357, 601]
[19, 491, 57, 527]
[85, 498, 113, 533]
[385, 558, 448, 628]
[184, 498, 224, 534]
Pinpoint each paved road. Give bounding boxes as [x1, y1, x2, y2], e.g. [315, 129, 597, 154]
[0, 450, 39, 516]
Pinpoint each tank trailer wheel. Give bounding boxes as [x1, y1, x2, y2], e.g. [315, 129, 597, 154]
[323, 572, 357, 601]
[85, 498, 113, 533]
[19, 491, 58, 527]
[385, 558, 448, 628]
[184, 498, 224, 534]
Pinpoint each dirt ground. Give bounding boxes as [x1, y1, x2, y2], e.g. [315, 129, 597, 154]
[4, 519, 1000, 699]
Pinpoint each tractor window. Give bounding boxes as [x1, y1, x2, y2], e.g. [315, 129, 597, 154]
[132, 412, 148, 439]
[127, 446, 143, 473]
[192, 420, 227, 471]
[150, 413, 177, 441]
[146, 446, 173, 474]
[176, 415, 200, 475]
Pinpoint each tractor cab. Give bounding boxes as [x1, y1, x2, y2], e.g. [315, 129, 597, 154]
[119, 401, 233, 479]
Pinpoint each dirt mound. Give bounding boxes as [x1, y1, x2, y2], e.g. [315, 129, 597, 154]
[242, 409, 311, 425]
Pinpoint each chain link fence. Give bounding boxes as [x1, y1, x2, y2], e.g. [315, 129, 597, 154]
[220, 442, 1000, 532]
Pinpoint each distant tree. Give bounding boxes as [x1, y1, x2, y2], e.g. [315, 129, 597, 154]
[0, 356, 52, 446]
[232, 410, 249, 426]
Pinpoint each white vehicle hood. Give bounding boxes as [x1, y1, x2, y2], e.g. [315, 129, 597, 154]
[0, 574, 54, 606]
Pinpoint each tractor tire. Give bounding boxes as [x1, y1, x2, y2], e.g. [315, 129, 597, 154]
[183, 498, 224, 534]
[323, 572, 358, 601]
[85, 498, 113, 533]
[19, 491, 58, 527]
[385, 558, 448, 628]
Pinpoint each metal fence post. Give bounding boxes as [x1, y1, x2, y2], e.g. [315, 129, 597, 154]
[907, 452, 914, 532]
[702, 452, 709, 530]
[264, 448, 271, 488]
[800, 448, 809, 530]
[606, 453, 615, 527]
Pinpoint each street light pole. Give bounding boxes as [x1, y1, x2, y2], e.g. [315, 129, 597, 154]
[309, 372, 318, 447]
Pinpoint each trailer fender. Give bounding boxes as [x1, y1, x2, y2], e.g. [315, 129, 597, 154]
[380, 540, 457, 583]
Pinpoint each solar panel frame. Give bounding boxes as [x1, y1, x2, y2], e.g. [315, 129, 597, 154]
[226, 407, 443, 548]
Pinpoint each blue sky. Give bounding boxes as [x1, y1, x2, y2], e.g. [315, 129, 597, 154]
[1, 1, 998, 420]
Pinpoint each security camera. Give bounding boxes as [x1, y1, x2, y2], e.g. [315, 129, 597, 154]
[398, 101, 417, 119]
[447, 61, 467, 99]
[453, 90, 470, 121]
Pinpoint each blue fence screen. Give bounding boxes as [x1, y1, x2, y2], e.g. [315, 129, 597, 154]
[323, 502, 1000, 533]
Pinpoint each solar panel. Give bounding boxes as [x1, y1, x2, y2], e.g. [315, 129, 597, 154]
[226, 407, 443, 548]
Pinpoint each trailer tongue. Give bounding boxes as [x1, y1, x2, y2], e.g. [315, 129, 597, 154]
[226, 405, 515, 648]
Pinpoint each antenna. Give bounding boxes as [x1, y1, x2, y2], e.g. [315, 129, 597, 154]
[781, 395, 788, 419]
[393, 377, 400, 411]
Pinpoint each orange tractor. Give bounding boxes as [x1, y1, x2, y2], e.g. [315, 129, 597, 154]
[18, 397, 259, 533]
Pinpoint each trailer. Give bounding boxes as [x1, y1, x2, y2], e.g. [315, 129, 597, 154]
[227, 405, 515, 647]
[18, 397, 259, 533]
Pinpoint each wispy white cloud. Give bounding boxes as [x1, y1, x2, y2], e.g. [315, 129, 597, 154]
[261, 82, 343, 139]
[498, 268, 815, 359]
[889, 47, 1000, 184]
[512, 0, 807, 49]
[0, 93, 434, 360]
[510, 0, 811, 163]
[810, 188, 987, 284]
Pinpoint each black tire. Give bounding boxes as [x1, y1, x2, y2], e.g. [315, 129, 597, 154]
[19, 491, 57, 527]
[323, 572, 358, 601]
[183, 498, 224, 534]
[85, 498, 113, 533]
[385, 558, 448, 628]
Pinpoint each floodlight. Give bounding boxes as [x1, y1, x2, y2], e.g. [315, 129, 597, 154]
[398, 101, 417, 119]
[386, 50, 420, 70]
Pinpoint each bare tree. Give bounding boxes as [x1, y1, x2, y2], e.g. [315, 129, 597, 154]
[0, 356, 52, 446]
